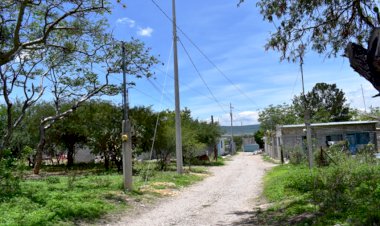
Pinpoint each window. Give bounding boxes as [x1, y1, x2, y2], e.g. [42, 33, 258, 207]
[356, 133, 370, 144]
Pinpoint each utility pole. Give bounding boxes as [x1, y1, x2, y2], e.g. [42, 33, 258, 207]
[211, 115, 218, 161]
[300, 55, 313, 168]
[121, 42, 133, 190]
[361, 84, 367, 113]
[172, 0, 183, 174]
[230, 103, 234, 153]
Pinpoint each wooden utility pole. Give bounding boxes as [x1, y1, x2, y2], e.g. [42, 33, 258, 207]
[121, 42, 133, 190]
[172, 0, 183, 174]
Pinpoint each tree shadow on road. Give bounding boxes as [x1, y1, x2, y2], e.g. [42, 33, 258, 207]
[229, 201, 317, 226]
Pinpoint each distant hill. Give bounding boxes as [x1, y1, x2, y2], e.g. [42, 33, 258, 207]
[220, 124, 260, 136]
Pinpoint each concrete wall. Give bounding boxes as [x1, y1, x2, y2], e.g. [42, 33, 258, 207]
[277, 123, 377, 159]
[268, 122, 378, 160]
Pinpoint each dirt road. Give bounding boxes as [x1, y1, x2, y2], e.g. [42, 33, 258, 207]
[110, 153, 275, 226]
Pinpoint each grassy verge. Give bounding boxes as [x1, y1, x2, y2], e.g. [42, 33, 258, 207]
[262, 153, 280, 164]
[259, 165, 316, 225]
[258, 159, 380, 225]
[0, 163, 209, 226]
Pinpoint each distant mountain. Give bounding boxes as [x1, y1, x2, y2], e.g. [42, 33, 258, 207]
[220, 124, 260, 136]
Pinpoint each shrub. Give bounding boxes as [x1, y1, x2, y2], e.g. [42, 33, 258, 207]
[0, 147, 30, 200]
[134, 162, 156, 181]
[287, 145, 307, 165]
[264, 152, 380, 225]
[314, 157, 380, 224]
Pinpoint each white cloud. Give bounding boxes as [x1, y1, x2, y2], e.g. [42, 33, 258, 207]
[137, 27, 153, 37]
[116, 17, 135, 28]
[216, 111, 259, 126]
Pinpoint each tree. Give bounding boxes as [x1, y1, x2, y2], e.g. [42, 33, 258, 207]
[48, 104, 90, 168]
[129, 106, 158, 157]
[258, 103, 301, 131]
[0, 0, 112, 153]
[85, 101, 122, 171]
[293, 83, 351, 123]
[31, 38, 158, 174]
[254, 129, 264, 149]
[239, 1, 380, 95]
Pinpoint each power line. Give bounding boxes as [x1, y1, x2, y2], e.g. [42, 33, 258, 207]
[178, 38, 228, 114]
[146, 78, 174, 104]
[153, 65, 220, 104]
[150, 0, 260, 110]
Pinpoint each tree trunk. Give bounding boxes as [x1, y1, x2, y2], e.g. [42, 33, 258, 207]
[33, 125, 46, 174]
[67, 144, 75, 168]
[104, 154, 110, 171]
[345, 27, 380, 95]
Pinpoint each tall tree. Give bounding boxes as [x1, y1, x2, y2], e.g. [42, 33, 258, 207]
[84, 101, 122, 171]
[239, 0, 380, 95]
[0, 0, 112, 153]
[258, 103, 300, 131]
[293, 83, 351, 123]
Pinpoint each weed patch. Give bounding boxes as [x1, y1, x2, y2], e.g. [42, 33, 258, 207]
[261, 154, 380, 225]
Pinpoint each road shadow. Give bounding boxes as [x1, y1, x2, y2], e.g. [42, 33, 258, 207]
[229, 203, 317, 225]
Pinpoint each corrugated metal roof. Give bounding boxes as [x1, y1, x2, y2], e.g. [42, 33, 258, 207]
[280, 121, 378, 128]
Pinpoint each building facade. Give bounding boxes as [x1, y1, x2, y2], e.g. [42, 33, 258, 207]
[265, 121, 378, 160]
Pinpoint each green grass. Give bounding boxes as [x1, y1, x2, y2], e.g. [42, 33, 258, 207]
[259, 159, 380, 225]
[0, 163, 210, 226]
[262, 154, 280, 164]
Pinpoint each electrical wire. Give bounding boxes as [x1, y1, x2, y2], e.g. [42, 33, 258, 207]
[144, 41, 173, 184]
[178, 38, 228, 114]
[150, 0, 261, 110]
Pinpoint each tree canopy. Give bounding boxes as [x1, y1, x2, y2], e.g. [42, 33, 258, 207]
[258, 103, 300, 131]
[293, 83, 351, 122]
[0, 1, 159, 173]
[258, 83, 352, 130]
[239, 0, 380, 95]
[239, 0, 380, 60]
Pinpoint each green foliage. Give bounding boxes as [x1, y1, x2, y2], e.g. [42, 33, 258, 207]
[258, 103, 301, 131]
[233, 136, 243, 151]
[292, 83, 351, 123]
[287, 145, 307, 165]
[241, 0, 380, 61]
[254, 129, 264, 148]
[0, 146, 32, 200]
[0, 156, 21, 200]
[134, 161, 157, 181]
[263, 153, 380, 225]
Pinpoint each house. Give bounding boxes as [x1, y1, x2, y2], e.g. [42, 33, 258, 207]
[242, 137, 259, 152]
[265, 121, 378, 160]
[217, 138, 227, 156]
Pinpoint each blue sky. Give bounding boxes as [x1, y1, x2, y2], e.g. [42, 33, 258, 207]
[107, 0, 379, 126]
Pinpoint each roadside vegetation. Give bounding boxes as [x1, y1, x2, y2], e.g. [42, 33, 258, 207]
[0, 99, 223, 225]
[0, 160, 222, 226]
[259, 143, 380, 225]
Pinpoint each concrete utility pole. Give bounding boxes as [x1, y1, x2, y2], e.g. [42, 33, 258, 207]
[230, 103, 234, 153]
[211, 115, 218, 161]
[121, 42, 133, 190]
[361, 84, 367, 113]
[300, 55, 313, 168]
[172, 0, 183, 174]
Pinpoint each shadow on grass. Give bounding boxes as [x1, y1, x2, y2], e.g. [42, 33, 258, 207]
[229, 200, 318, 226]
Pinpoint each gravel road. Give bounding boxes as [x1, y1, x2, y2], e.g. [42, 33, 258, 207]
[110, 152, 275, 226]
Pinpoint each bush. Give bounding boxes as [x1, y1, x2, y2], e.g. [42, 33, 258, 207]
[287, 145, 307, 165]
[0, 148, 30, 200]
[134, 161, 156, 181]
[315, 158, 380, 224]
[264, 153, 380, 225]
